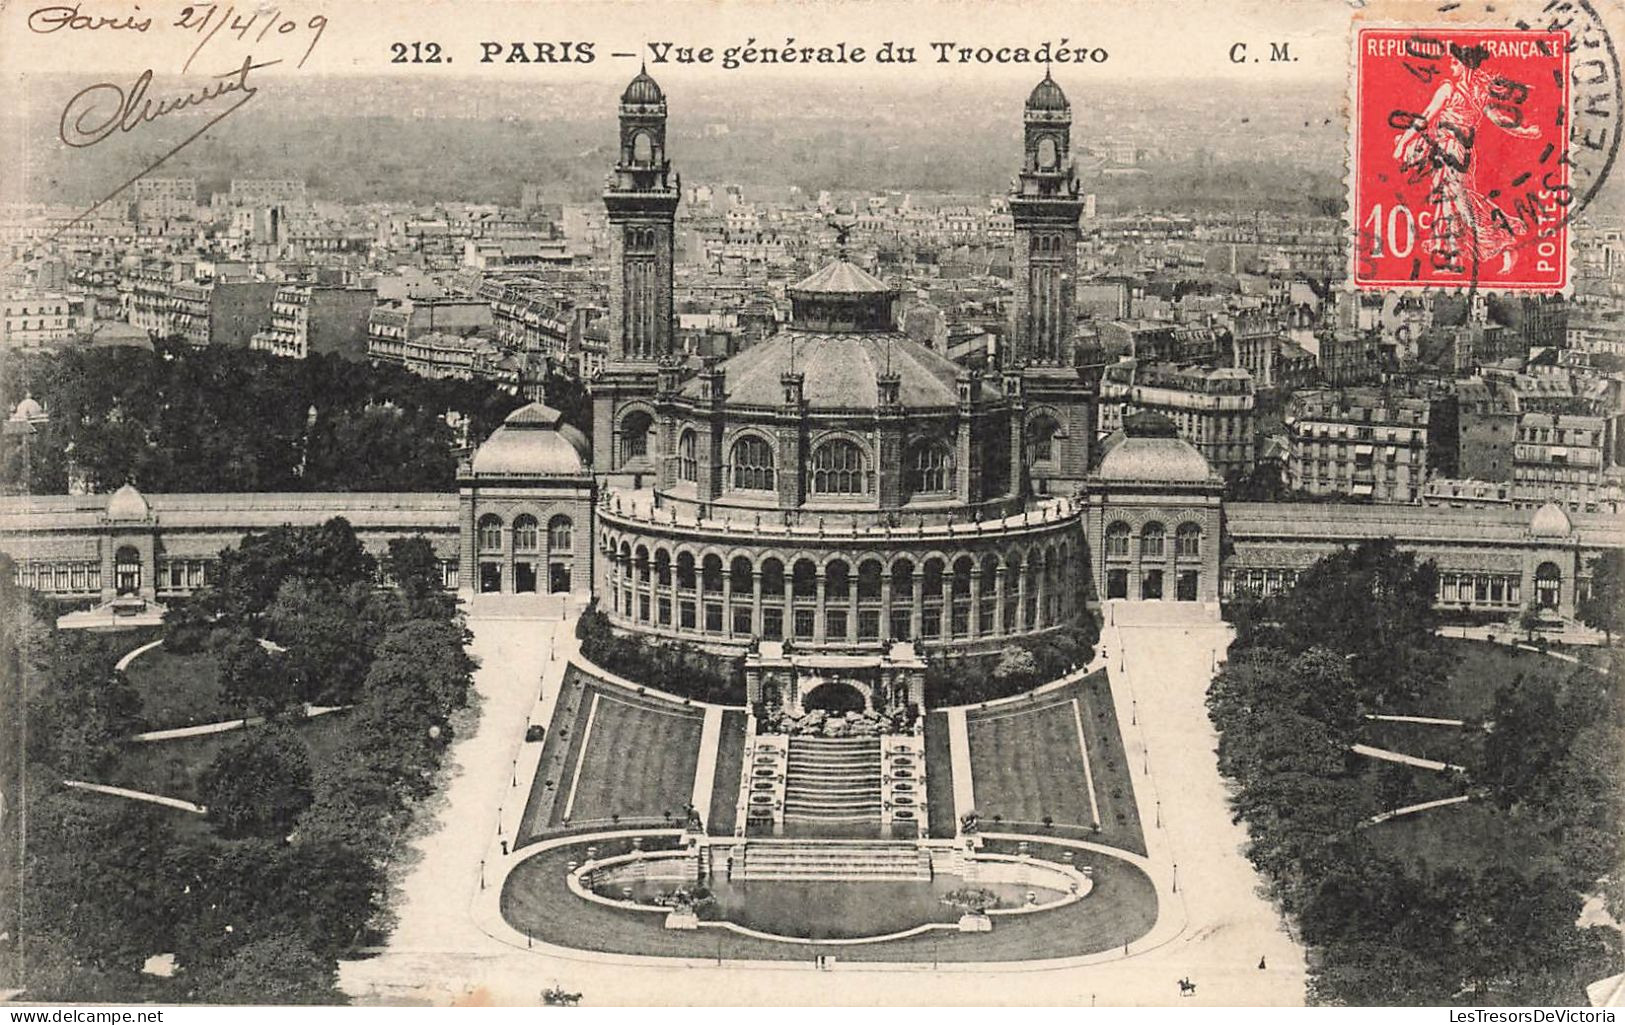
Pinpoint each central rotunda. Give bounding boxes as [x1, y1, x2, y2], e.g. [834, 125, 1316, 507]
[586, 66, 1095, 688]
[595, 256, 1088, 661]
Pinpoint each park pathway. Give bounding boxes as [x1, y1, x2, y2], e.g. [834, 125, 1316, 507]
[1100, 600, 1307, 1005]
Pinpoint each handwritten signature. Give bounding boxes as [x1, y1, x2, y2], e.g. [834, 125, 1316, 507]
[60, 53, 276, 148]
[47, 55, 274, 240]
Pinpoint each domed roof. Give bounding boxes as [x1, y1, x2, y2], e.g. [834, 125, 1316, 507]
[106, 482, 150, 521]
[682, 331, 960, 412]
[1529, 501, 1572, 538]
[1026, 73, 1069, 113]
[469, 402, 591, 478]
[621, 68, 665, 106]
[10, 394, 43, 421]
[1095, 411, 1215, 483]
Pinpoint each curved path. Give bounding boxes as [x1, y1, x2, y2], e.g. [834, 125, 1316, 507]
[1367, 794, 1473, 825]
[63, 780, 205, 814]
[1350, 744, 1466, 773]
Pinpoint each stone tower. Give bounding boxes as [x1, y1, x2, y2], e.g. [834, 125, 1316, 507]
[1008, 73, 1093, 495]
[593, 67, 681, 479]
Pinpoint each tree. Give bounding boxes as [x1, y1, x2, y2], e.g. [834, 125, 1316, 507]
[216, 628, 294, 718]
[198, 726, 314, 839]
[212, 518, 378, 625]
[186, 934, 344, 1005]
[1248, 540, 1450, 710]
[161, 595, 216, 654]
[1519, 602, 1544, 643]
[1577, 550, 1625, 645]
[382, 535, 454, 619]
[991, 645, 1039, 690]
[262, 579, 381, 706]
[26, 633, 144, 777]
[362, 617, 477, 725]
[302, 405, 457, 492]
[19, 783, 182, 976]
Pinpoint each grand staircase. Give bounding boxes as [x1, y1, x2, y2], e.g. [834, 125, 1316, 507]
[782, 736, 881, 830]
[728, 839, 932, 881]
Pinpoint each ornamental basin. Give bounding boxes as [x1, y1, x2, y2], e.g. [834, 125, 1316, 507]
[611, 873, 1070, 941]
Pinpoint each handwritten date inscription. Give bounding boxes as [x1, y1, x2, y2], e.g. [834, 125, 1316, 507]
[29, 4, 328, 72]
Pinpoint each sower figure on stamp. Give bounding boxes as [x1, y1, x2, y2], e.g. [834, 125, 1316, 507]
[1391, 42, 1540, 275]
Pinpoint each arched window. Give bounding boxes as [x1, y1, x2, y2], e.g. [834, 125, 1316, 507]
[631, 130, 654, 164]
[702, 554, 724, 593]
[731, 435, 775, 491]
[1025, 415, 1058, 464]
[1535, 562, 1562, 609]
[905, 441, 949, 495]
[620, 410, 653, 461]
[891, 559, 915, 598]
[858, 560, 883, 600]
[477, 514, 503, 552]
[792, 558, 818, 598]
[761, 558, 785, 595]
[547, 515, 572, 552]
[1104, 521, 1131, 558]
[1141, 522, 1166, 559]
[810, 439, 866, 494]
[1037, 136, 1059, 170]
[513, 514, 539, 551]
[1175, 522, 1202, 558]
[677, 430, 697, 482]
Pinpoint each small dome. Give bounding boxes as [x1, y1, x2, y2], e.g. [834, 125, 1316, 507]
[788, 260, 894, 298]
[1529, 501, 1572, 538]
[621, 68, 665, 106]
[10, 395, 43, 421]
[106, 482, 150, 521]
[1026, 73, 1069, 113]
[1096, 412, 1214, 483]
[468, 402, 591, 478]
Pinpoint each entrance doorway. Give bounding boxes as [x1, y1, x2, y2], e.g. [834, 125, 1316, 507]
[802, 681, 867, 713]
[115, 546, 142, 595]
[1176, 570, 1199, 602]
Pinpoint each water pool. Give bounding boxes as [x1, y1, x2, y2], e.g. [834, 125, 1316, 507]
[618, 874, 1065, 940]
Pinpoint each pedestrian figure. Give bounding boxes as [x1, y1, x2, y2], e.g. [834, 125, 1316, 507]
[1258, 956, 1267, 970]
[501, 839, 509, 856]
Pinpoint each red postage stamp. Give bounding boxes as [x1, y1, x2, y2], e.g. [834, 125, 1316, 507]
[1350, 27, 1572, 292]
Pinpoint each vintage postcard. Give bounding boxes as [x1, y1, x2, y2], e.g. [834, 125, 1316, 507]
[0, 0, 1622, 1012]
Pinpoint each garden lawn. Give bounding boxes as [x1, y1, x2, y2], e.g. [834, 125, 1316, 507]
[1418, 638, 1594, 721]
[706, 710, 747, 837]
[557, 687, 703, 826]
[923, 710, 957, 839]
[100, 712, 353, 805]
[516, 666, 705, 841]
[122, 647, 241, 731]
[964, 671, 1144, 855]
[1365, 798, 1570, 877]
